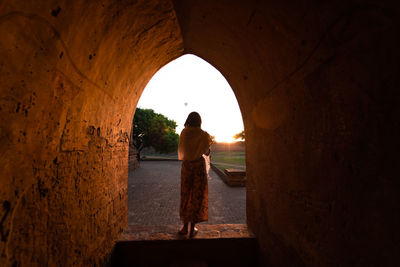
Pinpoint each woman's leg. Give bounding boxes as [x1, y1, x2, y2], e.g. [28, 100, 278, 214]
[189, 222, 198, 238]
[179, 222, 189, 235]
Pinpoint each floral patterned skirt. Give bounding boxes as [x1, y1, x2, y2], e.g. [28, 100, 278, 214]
[180, 157, 208, 223]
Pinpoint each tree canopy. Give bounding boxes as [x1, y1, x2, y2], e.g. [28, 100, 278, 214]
[234, 130, 245, 141]
[130, 108, 179, 158]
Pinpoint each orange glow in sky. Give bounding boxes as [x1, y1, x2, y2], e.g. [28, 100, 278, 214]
[137, 54, 244, 143]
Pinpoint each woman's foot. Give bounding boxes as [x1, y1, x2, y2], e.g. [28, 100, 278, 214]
[189, 226, 198, 238]
[178, 223, 189, 235]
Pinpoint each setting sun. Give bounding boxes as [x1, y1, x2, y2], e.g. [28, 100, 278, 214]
[137, 54, 244, 143]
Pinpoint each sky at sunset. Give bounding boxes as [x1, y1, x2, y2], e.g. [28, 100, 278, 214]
[137, 54, 244, 143]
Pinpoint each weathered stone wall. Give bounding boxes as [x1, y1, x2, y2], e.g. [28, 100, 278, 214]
[173, 0, 399, 265]
[0, 0, 183, 265]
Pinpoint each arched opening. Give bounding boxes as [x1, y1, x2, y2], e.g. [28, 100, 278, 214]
[128, 54, 247, 227]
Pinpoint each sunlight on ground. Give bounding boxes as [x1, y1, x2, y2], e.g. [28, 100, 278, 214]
[137, 54, 243, 143]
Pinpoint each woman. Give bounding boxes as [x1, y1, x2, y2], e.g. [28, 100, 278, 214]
[178, 112, 212, 238]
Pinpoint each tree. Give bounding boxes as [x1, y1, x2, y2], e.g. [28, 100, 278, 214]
[234, 130, 245, 141]
[130, 108, 179, 160]
[210, 135, 216, 144]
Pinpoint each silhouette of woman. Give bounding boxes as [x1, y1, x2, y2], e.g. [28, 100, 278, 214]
[178, 112, 212, 237]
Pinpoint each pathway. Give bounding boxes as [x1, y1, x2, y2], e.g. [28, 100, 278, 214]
[128, 161, 246, 225]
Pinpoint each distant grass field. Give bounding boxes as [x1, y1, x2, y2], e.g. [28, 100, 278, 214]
[139, 142, 246, 171]
[210, 151, 245, 165]
[214, 163, 246, 171]
[210, 151, 246, 170]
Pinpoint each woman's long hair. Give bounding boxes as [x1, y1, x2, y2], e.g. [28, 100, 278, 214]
[184, 112, 202, 127]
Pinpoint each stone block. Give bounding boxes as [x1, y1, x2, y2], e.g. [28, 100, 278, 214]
[224, 169, 246, 187]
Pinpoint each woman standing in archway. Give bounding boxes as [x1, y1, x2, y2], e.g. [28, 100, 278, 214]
[178, 112, 212, 238]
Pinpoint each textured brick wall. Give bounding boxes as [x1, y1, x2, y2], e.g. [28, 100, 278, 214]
[0, 0, 183, 265]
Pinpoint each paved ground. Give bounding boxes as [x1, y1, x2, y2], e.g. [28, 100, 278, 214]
[128, 161, 246, 225]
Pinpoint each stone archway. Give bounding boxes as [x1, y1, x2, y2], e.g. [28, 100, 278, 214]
[1, 0, 399, 266]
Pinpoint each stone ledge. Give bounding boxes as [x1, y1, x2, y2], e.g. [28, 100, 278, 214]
[210, 162, 228, 183]
[224, 168, 246, 187]
[119, 224, 254, 241]
[224, 169, 246, 176]
[113, 224, 258, 266]
[210, 163, 246, 187]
